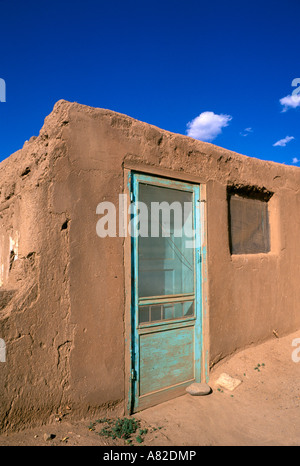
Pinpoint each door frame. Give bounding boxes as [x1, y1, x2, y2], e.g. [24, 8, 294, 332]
[124, 169, 209, 414]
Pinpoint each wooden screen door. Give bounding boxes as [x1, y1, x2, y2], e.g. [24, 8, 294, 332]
[130, 173, 202, 413]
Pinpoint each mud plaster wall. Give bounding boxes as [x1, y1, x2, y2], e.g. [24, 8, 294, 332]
[0, 104, 74, 431]
[0, 100, 300, 431]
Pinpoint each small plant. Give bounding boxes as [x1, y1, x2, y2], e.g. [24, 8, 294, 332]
[95, 417, 110, 424]
[139, 428, 148, 436]
[88, 417, 158, 444]
[254, 363, 265, 372]
[88, 422, 95, 431]
[96, 417, 141, 441]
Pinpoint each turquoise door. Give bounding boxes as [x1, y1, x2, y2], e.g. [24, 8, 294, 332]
[130, 174, 202, 412]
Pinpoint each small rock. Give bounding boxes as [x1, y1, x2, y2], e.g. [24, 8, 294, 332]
[186, 382, 212, 396]
[215, 373, 242, 391]
[43, 433, 55, 441]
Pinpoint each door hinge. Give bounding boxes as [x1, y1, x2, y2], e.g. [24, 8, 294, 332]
[131, 368, 137, 381]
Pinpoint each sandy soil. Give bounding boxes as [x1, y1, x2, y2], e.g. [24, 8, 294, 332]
[1, 330, 300, 447]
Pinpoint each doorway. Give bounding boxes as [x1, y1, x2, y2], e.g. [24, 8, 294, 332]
[129, 173, 204, 412]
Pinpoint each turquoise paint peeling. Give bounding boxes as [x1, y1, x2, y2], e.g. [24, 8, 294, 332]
[140, 326, 194, 395]
[127, 171, 132, 192]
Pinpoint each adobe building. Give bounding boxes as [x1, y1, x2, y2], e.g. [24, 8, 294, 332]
[0, 100, 300, 431]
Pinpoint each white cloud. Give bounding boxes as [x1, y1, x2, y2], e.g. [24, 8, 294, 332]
[186, 111, 232, 142]
[292, 157, 299, 164]
[273, 136, 295, 147]
[279, 94, 300, 112]
[240, 127, 253, 137]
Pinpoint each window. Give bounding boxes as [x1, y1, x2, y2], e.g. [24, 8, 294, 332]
[228, 187, 272, 255]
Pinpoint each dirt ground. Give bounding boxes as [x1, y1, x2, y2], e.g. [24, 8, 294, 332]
[1, 330, 300, 447]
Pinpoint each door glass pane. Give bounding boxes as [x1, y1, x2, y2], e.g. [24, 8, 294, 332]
[183, 301, 194, 317]
[150, 305, 162, 322]
[139, 306, 150, 324]
[163, 304, 175, 320]
[139, 301, 195, 324]
[138, 183, 194, 298]
[174, 302, 183, 319]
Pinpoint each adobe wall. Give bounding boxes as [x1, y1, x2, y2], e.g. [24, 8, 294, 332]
[0, 103, 74, 431]
[0, 100, 300, 431]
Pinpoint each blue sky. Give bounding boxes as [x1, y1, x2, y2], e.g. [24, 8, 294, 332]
[0, 0, 299, 166]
